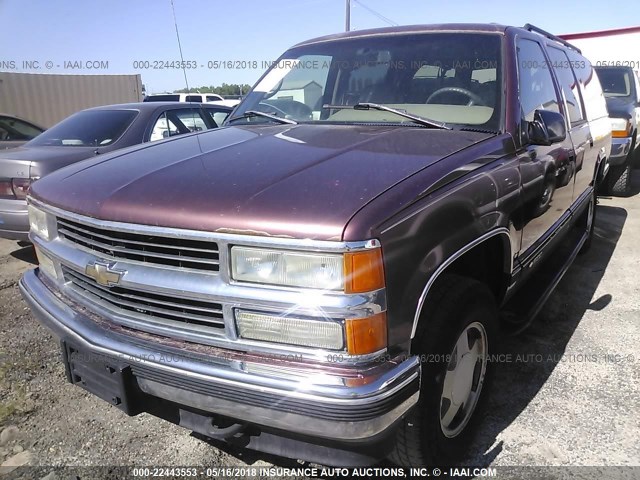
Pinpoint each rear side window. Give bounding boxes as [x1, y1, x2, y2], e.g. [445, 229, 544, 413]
[516, 38, 560, 121]
[546, 46, 585, 125]
[186, 95, 204, 102]
[149, 112, 180, 141]
[174, 108, 208, 131]
[148, 108, 209, 142]
[567, 51, 608, 121]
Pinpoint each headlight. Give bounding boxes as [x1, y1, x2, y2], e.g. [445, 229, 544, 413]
[231, 246, 385, 292]
[231, 247, 344, 290]
[28, 204, 51, 240]
[611, 118, 632, 138]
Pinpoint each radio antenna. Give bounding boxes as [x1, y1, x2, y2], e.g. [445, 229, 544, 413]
[170, 0, 190, 94]
[169, 0, 202, 149]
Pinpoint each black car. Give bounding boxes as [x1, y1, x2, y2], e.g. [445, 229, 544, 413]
[594, 66, 640, 195]
[0, 102, 232, 240]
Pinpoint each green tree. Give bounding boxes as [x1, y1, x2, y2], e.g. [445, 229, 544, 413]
[174, 83, 252, 97]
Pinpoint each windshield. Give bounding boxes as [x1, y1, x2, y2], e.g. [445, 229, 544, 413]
[28, 110, 137, 147]
[232, 33, 503, 130]
[596, 68, 635, 99]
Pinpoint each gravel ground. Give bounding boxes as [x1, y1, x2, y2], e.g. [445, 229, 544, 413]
[0, 177, 639, 479]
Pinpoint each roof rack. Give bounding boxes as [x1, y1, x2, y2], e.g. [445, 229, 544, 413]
[523, 23, 582, 53]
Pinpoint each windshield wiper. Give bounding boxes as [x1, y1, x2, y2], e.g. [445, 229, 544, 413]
[227, 110, 297, 125]
[323, 103, 450, 130]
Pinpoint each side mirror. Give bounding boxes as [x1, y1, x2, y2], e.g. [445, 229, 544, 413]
[528, 110, 567, 146]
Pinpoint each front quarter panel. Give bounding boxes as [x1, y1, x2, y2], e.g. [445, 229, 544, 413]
[343, 135, 520, 351]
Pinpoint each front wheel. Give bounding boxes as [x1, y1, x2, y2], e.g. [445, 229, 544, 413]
[579, 188, 597, 254]
[391, 275, 498, 466]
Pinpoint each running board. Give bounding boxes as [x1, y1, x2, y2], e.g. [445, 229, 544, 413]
[500, 226, 588, 335]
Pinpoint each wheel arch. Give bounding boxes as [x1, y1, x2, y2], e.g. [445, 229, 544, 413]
[410, 228, 512, 339]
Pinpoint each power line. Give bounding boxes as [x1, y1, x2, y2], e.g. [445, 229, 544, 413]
[352, 0, 399, 27]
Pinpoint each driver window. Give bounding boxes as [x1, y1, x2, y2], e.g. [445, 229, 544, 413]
[517, 39, 560, 122]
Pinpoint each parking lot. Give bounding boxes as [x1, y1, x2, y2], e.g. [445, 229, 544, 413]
[0, 177, 639, 476]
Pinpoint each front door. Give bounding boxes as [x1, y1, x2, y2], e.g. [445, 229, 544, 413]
[515, 37, 577, 257]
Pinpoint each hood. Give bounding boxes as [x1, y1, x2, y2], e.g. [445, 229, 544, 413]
[0, 146, 98, 179]
[605, 96, 635, 119]
[31, 125, 490, 240]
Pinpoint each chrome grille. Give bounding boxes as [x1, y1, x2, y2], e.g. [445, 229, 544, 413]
[62, 266, 225, 330]
[57, 218, 219, 272]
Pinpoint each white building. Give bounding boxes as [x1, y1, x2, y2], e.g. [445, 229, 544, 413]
[560, 26, 640, 69]
[273, 80, 323, 107]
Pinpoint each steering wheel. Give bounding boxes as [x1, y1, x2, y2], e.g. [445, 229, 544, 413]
[426, 87, 486, 106]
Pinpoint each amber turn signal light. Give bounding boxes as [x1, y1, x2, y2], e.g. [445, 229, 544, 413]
[344, 248, 385, 293]
[345, 312, 387, 355]
[612, 130, 631, 138]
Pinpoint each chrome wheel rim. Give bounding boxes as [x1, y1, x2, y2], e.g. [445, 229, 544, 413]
[439, 322, 488, 438]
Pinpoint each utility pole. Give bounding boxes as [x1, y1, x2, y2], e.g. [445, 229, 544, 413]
[345, 0, 351, 32]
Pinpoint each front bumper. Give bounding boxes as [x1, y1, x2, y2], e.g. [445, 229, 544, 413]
[608, 137, 633, 166]
[20, 269, 420, 442]
[0, 198, 29, 241]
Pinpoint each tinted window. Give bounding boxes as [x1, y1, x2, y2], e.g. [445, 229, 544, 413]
[595, 68, 633, 98]
[206, 95, 223, 102]
[567, 52, 607, 121]
[546, 46, 584, 125]
[144, 95, 180, 102]
[517, 38, 560, 122]
[186, 95, 204, 102]
[0, 116, 42, 140]
[29, 110, 137, 147]
[234, 33, 503, 129]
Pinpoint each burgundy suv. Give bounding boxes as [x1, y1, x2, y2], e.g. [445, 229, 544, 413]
[21, 24, 610, 466]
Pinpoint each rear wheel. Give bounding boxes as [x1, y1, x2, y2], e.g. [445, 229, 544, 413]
[605, 137, 635, 196]
[390, 275, 498, 466]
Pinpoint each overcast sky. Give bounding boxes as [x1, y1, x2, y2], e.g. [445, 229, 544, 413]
[0, 0, 637, 93]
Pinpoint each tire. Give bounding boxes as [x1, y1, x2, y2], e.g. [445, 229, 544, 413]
[390, 274, 498, 466]
[579, 188, 597, 255]
[605, 162, 632, 196]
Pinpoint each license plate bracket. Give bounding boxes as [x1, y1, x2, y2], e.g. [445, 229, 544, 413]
[61, 340, 141, 416]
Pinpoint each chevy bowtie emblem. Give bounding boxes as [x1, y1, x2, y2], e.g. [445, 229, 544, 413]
[85, 261, 126, 287]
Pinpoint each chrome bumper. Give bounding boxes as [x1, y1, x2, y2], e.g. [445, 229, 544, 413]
[20, 269, 420, 441]
[0, 198, 29, 241]
[609, 137, 633, 166]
